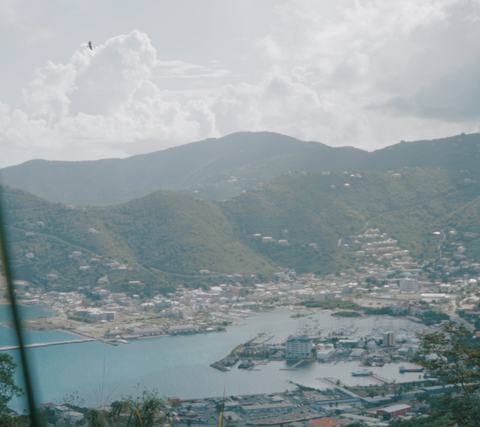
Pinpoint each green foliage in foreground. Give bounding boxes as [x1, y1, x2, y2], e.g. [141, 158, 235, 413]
[0, 354, 24, 426]
[415, 323, 480, 427]
[389, 417, 455, 427]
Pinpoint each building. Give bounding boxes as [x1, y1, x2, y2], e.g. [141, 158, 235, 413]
[311, 398, 361, 412]
[307, 417, 346, 427]
[383, 331, 396, 347]
[376, 404, 411, 419]
[285, 335, 312, 360]
[240, 402, 294, 414]
[400, 278, 419, 292]
[337, 339, 360, 348]
[87, 310, 116, 321]
[350, 348, 365, 359]
[340, 414, 387, 425]
[316, 343, 335, 360]
[167, 325, 196, 335]
[315, 403, 353, 415]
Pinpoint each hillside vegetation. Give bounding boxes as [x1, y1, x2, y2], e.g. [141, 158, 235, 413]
[3, 167, 480, 293]
[2, 131, 480, 205]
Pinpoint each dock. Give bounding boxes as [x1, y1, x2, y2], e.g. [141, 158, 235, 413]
[210, 363, 229, 372]
[369, 373, 390, 385]
[0, 338, 95, 351]
[248, 361, 268, 370]
[280, 359, 309, 371]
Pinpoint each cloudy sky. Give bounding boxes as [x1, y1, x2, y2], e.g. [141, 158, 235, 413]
[1, 0, 480, 167]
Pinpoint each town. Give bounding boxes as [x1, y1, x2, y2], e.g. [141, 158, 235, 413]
[39, 379, 452, 426]
[2, 227, 480, 425]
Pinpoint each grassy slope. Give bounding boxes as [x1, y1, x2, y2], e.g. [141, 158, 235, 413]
[2, 167, 480, 292]
[223, 168, 469, 270]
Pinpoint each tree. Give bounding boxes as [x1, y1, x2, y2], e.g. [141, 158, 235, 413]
[0, 354, 24, 426]
[124, 388, 164, 427]
[415, 323, 480, 427]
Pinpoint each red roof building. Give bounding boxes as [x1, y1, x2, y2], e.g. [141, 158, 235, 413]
[376, 403, 411, 418]
[307, 417, 344, 427]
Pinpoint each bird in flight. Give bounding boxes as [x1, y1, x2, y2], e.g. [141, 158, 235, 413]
[88, 41, 93, 50]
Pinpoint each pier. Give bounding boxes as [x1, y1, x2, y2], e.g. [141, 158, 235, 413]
[280, 359, 309, 371]
[370, 373, 391, 385]
[0, 338, 95, 351]
[210, 363, 229, 372]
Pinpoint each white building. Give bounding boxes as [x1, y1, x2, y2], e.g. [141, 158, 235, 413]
[400, 278, 419, 292]
[285, 335, 312, 360]
[316, 343, 335, 360]
[383, 331, 396, 347]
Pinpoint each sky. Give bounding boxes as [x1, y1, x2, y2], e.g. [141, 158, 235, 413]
[1, 0, 480, 167]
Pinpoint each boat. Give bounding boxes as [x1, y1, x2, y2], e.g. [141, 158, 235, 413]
[352, 369, 373, 376]
[399, 365, 423, 373]
[238, 360, 254, 369]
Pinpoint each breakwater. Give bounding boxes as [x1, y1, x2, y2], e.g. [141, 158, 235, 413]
[0, 338, 95, 351]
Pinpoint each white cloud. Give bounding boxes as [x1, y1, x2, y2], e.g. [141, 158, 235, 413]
[247, 0, 480, 146]
[2, 1, 480, 167]
[0, 0, 18, 22]
[154, 60, 230, 79]
[0, 30, 219, 166]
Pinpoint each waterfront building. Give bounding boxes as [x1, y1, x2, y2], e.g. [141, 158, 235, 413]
[167, 324, 196, 335]
[316, 343, 334, 360]
[383, 331, 396, 347]
[240, 402, 294, 414]
[350, 349, 365, 359]
[285, 335, 312, 360]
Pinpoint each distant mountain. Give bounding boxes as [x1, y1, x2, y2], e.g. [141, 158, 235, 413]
[0, 132, 362, 205]
[4, 167, 480, 294]
[4, 131, 479, 206]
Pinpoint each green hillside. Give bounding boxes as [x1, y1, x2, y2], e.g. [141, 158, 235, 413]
[1, 186, 276, 295]
[2, 131, 480, 206]
[223, 168, 480, 271]
[2, 167, 480, 293]
[0, 132, 364, 205]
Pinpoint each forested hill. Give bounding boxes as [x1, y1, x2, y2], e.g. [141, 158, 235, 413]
[2, 131, 480, 205]
[3, 167, 480, 294]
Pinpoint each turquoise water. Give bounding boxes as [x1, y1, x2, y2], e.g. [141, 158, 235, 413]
[0, 306, 425, 411]
[0, 304, 74, 347]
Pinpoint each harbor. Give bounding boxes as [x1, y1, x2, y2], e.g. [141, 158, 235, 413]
[2, 306, 431, 413]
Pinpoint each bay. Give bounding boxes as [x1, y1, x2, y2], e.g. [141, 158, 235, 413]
[0, 306, 426, 412]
